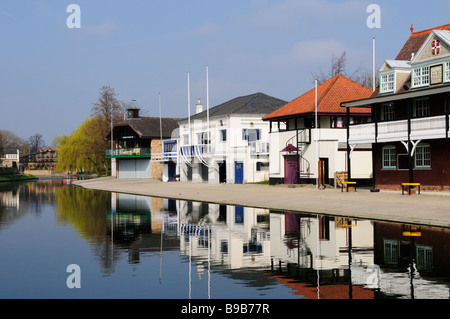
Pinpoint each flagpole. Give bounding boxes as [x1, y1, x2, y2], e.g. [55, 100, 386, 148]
[188, 73, 191, 145]
[159, 92, 162, 142]
[206, 66, 210, 142]
[373, 37, 376, 91]
[315, 79, 318, 189]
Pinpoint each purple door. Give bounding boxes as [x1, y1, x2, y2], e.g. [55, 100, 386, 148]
[284, 155, 299, 184]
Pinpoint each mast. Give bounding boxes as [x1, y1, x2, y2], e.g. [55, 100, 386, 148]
[188, 73, 191, 145]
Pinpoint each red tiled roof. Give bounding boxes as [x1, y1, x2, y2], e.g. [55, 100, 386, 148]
[395, 23, 450, 61]
[262, 74, 372, 121]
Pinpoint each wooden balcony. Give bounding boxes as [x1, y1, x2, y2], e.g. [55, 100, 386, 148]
[349, 115, 449, 144]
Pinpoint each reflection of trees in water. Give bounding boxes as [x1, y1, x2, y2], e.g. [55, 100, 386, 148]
[55, 186, 119, 276]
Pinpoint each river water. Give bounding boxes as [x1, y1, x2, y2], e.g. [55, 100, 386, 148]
[1, 178, 450, 300]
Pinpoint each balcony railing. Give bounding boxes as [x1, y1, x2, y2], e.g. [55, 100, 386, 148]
[180, 144, 214, 157]
[106, 148, 151, 158]
[249, 141, 269, 155]
[349, 115, 449, 144]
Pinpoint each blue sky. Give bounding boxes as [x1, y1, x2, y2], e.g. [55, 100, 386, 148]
[1, 0, 449, 145]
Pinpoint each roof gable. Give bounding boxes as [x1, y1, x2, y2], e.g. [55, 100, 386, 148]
[411, 30, 450, 64]
[262, 74, 372, 121]
[395, 24, 450, 61]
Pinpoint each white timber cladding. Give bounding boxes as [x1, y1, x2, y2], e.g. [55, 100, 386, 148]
[177, 115, 271, 183]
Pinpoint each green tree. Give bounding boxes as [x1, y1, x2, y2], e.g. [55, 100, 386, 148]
[55, 117, 108, 174]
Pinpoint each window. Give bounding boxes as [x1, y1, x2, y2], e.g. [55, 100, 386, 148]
[384, 240, 398, 264]
[242, 129, 261, 142]
[380, 72, 394, 93]
[413, 98, 430, 117]
[183, 134, 189, 145]
[256, 162, 269, 172]
[219, 129, 227, 142]
[445, 61, 450, 82]
[416, 245, 433, 270]
[382, 145, 396, 169]
[381, 103, 395, 121]
[413, 66, 429, 87]
[197, 132, 210, 144]
[415, 143, 431, 168]
[163, 141, 177, 153]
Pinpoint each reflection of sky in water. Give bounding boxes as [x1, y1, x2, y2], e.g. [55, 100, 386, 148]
[0, 180, 450, 299]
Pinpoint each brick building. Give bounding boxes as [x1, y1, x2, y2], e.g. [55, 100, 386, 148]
[342, 24, 450, 191]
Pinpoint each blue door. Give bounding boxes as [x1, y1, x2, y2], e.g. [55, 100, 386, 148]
[168, 162, 176, 182]
[234, 162, 243, 184]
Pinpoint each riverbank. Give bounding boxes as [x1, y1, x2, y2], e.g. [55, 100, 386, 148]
[0, 174, 38, 183]
[73, 177, 450, 229]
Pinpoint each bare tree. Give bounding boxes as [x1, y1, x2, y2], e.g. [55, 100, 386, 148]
[312, 51, 378, 88]
[0, 130, 31, 156]
[91, 86, 124, 125]
[28, 133, 46, 154]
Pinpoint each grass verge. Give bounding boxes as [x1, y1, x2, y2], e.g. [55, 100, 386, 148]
[0, 174, 38, 182]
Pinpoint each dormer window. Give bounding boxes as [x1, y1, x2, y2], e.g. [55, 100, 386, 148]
[380, 72, 394, 93]
[412, 66, 429, 88]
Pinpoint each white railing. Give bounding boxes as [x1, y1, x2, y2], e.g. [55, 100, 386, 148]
[377, 120, 408, 142]
[410, 115, 447, 140]
[349, 123, 376, 144]
[349, 115, 449, 143]
[249, 141, 269, 155]
[180, 144, 214, 157]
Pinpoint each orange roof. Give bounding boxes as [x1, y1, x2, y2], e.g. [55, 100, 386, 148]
[263, 74, 373, 121]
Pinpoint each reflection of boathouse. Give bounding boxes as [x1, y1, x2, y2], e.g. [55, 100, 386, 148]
[178, 200, 271, 269]
[107, 193, 180, 263]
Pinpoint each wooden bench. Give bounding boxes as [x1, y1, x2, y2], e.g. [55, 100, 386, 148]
[341, 181, 356, 192]
[401, 182, 421, 195]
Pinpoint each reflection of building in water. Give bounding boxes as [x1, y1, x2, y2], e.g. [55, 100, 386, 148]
[108, 193, 180, 264]
[270, 211, 374, 271]
[371, 222, 450, 299]
[268, 211, 450, 299]
[178, 200, 270, 270]
[0, 191, 20, 210]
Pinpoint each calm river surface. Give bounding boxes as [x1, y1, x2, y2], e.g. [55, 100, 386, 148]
[1, 178, 450, 300]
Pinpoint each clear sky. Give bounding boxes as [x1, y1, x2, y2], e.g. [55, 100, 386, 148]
[1, 0, 449, 145]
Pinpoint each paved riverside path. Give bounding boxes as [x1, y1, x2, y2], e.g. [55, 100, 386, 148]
[73, 177, 450, 228]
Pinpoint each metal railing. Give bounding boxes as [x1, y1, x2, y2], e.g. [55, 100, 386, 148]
[106, 148, 151, 158]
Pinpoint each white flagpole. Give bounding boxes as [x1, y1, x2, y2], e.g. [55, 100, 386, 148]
[206, 66, 210, 142]
[159, 92, 162, 141]
[373, 37, 376, 91]
[188, 73, 191, 145]
[315, 79, 318, 189]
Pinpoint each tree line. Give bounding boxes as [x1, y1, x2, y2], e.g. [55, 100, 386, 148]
[0, 131, 46, 162]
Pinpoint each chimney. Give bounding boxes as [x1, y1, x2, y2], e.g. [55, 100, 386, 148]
[196, 98, 203, 114]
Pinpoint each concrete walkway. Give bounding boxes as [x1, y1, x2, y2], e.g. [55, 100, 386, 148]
[73, 177, 450, 228]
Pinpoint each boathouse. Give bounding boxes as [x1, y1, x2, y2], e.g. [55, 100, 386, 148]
[263, 74, 373, 186]
[342, 24, 450, 191]
[105, 107, 180, 179]
[176, 93, 287, 184]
